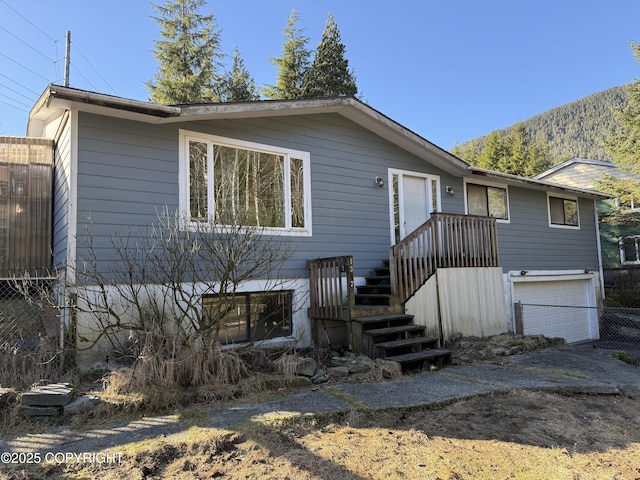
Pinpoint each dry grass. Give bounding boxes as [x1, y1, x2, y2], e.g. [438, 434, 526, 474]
[2, 391, 639, 480]
[111, 333, 250, 389]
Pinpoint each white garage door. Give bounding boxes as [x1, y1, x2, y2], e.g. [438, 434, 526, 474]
[513, 278, 598, 343]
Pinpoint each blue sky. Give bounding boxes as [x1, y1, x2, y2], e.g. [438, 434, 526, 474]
[1, 0, 639, 150]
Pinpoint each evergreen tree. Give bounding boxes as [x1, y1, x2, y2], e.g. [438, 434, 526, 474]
[147, 0, 223, 105]
[607, 42, 640, 200]
[216, 47, 260, 102]
[476, 131, 507, 171]
[451, 139, 480, 165]
[301, 13, 357, 98]
[463, 125, 551, 176]
[263, 10, 311, 100]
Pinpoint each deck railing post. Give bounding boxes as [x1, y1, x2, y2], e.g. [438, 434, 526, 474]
[388, 212, 500, 304]
[345, 256, 355, 317]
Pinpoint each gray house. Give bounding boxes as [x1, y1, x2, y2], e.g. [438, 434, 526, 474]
[27, 85, 608, 368]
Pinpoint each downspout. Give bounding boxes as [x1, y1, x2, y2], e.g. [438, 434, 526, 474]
[594, 199, 605, 302]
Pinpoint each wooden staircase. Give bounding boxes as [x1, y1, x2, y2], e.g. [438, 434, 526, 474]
[308, 215, 498, 370]
[351, 260, 452, 371]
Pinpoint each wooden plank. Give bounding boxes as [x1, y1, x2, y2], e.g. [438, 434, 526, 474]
[365, 324, 424, 336]
[386, 349, 452, 363]
[374, 336, 439, 349]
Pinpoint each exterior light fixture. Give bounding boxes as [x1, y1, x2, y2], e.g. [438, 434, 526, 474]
[375, 176, 384, 188]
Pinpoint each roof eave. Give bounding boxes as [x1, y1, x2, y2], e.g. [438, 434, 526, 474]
[28, 84, 181, 135]
[28, 86, 470, 175]
[468, 166, 613, 199]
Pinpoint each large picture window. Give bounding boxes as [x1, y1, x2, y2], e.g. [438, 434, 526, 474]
[203, 291, 293, 344]
[180, 131, 311, 234]
[466, 182, 509, 220]
[548, 195, 579, 228]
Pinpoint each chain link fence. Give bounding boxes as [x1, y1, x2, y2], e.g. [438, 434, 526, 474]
[517, 303, 640, 361]
[0, 280, 75, 389]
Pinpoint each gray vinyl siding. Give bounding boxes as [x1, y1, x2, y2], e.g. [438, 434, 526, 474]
[52, 119, 72, 270]
[496, 186, 600, 272]
[74, 112, 461, 279]
[73, 111, 600, 281]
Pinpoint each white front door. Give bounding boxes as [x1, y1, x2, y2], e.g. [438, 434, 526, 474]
[390, 170, 440, 243]
[403, 175, 428, 236]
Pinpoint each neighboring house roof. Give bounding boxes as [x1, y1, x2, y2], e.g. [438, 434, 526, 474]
[29, 84, 609, 200]
[534, 157, 635, 191]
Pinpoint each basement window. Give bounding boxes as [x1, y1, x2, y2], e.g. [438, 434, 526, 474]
[203, 291, 293, 344]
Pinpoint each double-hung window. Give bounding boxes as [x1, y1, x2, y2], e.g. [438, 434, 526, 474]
[548, 194, 579, 228]
[179, 131, 311, 235]
[465, 181, 509, 221]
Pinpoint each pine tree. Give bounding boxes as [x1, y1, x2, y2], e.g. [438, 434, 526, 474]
[216, 47, 260, 102]
[301, 13, 357, 98]
[263, 10, 311, 100]
[607, 42, 640, 200]
[147, 0, 223, 105]
[465, 125, 551, 176]
[476, 131, 507, 171]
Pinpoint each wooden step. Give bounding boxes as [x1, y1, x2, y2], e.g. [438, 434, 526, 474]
[353, 314, 414, 328]
[363, 274, 390, 283]
[355, 293, 392, 306]
[365, 324, 424, 337]
[386, 349, 452, 365]
[374, 336, 440, 360]
[372, 270, 390, 278]
[351, 305, 404, 318]
[374, 336, 439, 350]
[357, 284, 391, 294]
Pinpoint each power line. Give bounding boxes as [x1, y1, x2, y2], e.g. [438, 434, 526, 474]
[0, 91, 31, 109]
[0, 52, 50, 82]
[70, 63, 98, 91]
[0, 98, 28, 112]
[0, 0, 55, 42]
[0, 81, 37, 103]
[72, 43, 117, 95]
[0, 25, 56, 63]
[0, 72, 40, 96]
[0, 0, 117, 102]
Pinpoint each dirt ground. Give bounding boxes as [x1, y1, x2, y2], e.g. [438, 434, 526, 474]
[5, 391, 640, 480]
[1, 390, 639, 480]
[2, 335, 639, 479]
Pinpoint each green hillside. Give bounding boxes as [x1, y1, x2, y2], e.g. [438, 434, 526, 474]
[451, 85, 629, 164]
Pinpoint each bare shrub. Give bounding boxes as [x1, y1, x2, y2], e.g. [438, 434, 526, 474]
[13, 209, 298, 389]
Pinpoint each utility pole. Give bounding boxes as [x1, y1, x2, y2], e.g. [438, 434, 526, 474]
[64, 30, 70, 87]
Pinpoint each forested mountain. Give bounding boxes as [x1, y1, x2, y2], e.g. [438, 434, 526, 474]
[451, 86, 629, 165]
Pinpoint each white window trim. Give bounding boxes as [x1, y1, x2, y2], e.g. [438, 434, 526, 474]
[547, 192, 580, 230]
[178, 129, 312, 236]
[619, 235, 640, 265]
[463, 177, 510, 223]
